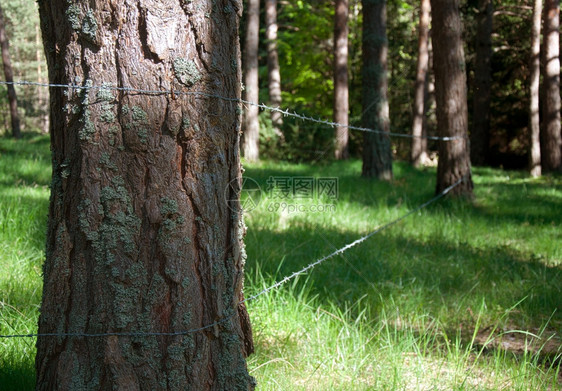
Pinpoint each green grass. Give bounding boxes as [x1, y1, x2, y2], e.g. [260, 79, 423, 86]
[0, 133, 50, 390]
[0, 135, 560, 389]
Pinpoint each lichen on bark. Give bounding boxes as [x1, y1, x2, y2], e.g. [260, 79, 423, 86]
[37, 0, 255, 389]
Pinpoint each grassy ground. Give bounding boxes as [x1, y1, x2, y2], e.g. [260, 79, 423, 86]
[0, 134, 561, 390]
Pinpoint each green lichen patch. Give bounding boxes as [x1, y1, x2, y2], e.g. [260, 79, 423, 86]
[81, 9, 98, 42]
[108, 125, 118, 146]
[78, 112, 96, 142]
[100, 107, 115, 124]
[66, 4, 81, 31]
[77, 80, 98, 143]
[173, 57, 202, 86]
[137, 128, 148, 144]
[98, 87, 116, 124]
[99, 153, 116, 170]
[111, 282, 139, 328]
[96, 84, 114, 102]
[131, 106, 148, 123]
[160, 197, 178, 216]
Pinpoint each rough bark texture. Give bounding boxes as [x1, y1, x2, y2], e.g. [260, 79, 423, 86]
[411, 0, 430, 167]
[36, 1, 255, 390]
[541, 0, 561, 172]
[265, 0, 283, 138]
[470, 0, 493, 166]
[430, 0, 474, 196]
[362, 0, 392, 180]
[334, 0, 349, 160]
[242, 0, 260, 162]
[529, 0, 543, 177]
[0, 4, 21, 139]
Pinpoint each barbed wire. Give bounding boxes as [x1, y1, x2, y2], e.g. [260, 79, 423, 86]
[0, 80, 465, 141]
[0, 176, 465, 339]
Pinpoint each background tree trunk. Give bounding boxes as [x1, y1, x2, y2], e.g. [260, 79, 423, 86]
[411, 0, 431, 167]
[529, 0, 543, 177]
[470, 0, 493, 166]
[243, 0, 260, 162]
[36, 1, 255, 390]
[362, 0, 392, 179]
[265, 0, 283, 139]
[334, 0, 349, 160]
[430, 0, 474, 196]
[36, 23, 49, 134]
[0, 4, 21, 139]
[541, 0, 561, 172]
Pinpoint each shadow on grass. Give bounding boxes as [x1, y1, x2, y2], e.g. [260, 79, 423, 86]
[243, 160, 561, 367]
[0, 358, 36, 391]
[244, 223, 561, 325]
[0, 133, 51, 188]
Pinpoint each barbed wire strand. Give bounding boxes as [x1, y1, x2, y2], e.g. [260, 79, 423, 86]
[0, 177, 465, 339]
[0, 80, 465, 141]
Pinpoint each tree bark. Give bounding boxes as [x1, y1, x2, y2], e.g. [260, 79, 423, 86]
[36, 1, 255, 390]
[362, 0, 392, 180]
[0, 4, 21, 139]
[541, 0, 561, 172]
[470, 0, 493, 166]
[243, 0, 260, 162]
[36, 23, 49, 134]
[411, 0, 431, 167]
[334, 0, 349, 160]
[529, 0, 543, 177]
[430, 0, 474, 196]
[265, 0, 283, 139]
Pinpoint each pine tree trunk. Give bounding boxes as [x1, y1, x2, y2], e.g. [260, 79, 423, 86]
[471, 0, 493, 166]
[36, 23, 49, 134]
[430, 0, 474, 196]
[0, 4, 21, 139]
[265, 0, 283, 139]
[541, 0, 561, 172]
[411, 0, 431, 167]
[243, 0, 260, 162]
[36, 1, 255, 390]
[362, 0, 392, 179]
[529, 0, 543, 177]
[334, 0, 349, 160]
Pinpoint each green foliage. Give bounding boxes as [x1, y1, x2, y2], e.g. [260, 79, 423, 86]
[0, 0, 48, 135]
[246, 0, 542, 165]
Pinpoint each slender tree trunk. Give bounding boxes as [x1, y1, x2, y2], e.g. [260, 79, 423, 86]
[243, 0, 260, 162]
[0, 4, 21, 139]
[529, 0, 543, 177]
[36, 23, 49, 134]
[541, 0, 561, 172]
[411, 0, 431, 167]
[471, 0, 493, 166]
[265, 0, 283, 140]
[36, 1, 255, 390]
[430, 0, 474, 196]
[334, 0, 349, 160]
[362, 0, 392, 179]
